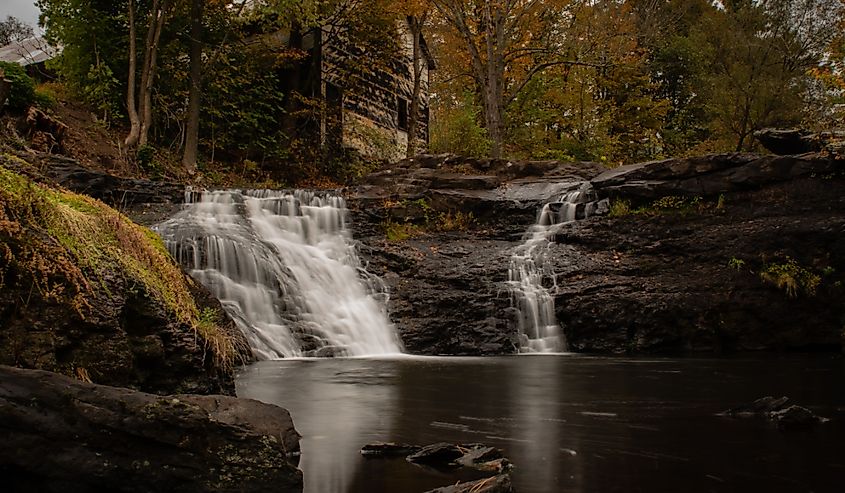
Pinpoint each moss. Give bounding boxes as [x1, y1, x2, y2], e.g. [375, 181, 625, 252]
[0, 163, 237, 368]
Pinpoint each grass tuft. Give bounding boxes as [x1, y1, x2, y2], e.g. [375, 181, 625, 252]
[0, 162, 237, 368]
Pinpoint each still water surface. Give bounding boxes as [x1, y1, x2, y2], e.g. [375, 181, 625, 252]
[236, 355, 845, 493]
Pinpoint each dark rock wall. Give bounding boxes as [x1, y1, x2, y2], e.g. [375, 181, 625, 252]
[351, 153, 845, 355]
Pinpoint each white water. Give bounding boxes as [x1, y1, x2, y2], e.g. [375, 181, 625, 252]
[508, 183, 606, 353]
[154, 189, 403, 359]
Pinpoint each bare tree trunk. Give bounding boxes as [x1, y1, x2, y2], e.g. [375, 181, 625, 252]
[482, 2, 503, 159]
[139, 0, 171, 146]
[124, 0, 140, 147]
[182, 0, 203, 173]
[406, 16, 425, 158]
[281, 20, 304, 147]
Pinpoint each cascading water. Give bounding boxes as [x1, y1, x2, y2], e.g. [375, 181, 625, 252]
[508, 183, 607, 353]
[154, 189, 403, 359]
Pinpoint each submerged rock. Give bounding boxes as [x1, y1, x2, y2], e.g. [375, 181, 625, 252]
[719, 396, 829, 430]
[407, 443, 465, 467]
[0, 365, 303, 492]
[770, 405, 830, 430]
[719, 396, 790, 416]
[424, 474, 515, 493]
[361, 442, 422, 457]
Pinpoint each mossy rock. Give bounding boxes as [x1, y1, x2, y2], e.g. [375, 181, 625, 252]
[0, 155, 251, 395]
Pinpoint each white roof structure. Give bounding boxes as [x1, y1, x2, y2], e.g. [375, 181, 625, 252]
[0, 36, 60, 66]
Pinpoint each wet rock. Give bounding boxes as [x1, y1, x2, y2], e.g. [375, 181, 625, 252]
[424, 474, 515, 493]
[353, 152, 845, 356]
[0, 154, 251, 396]
[407, 443, 465, 467]
[770, 405, 829, 430]
[361, 442, 422, 457]
[719, 396, 790, 416]
[0, 365, 303, 493]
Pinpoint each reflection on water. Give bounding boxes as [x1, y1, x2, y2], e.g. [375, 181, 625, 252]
[236, 355, 845, 493]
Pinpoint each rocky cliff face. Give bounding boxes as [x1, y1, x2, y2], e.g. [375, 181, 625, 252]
[349, 151, 845, 355]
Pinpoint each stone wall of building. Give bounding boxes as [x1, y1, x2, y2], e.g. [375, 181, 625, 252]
[321, 19, 431, 161]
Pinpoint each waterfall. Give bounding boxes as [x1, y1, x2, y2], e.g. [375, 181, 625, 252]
[508, 183, 606, 353]
[154, 189, 403, 359]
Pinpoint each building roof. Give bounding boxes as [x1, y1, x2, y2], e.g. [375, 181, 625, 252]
[0, 36, 60, 66]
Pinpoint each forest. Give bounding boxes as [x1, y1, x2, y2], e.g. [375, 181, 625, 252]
[4, 0, 841, 182]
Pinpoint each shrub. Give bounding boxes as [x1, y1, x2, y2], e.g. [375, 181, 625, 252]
[33, 86, 57, 110]
[760, 257, 820, 298]
[0, 61, 36, 111]
[608, 199, 631, 217]
[430, 94, 491, 158]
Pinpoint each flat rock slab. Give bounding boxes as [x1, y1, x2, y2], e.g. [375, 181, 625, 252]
[0, 365, 303, 493]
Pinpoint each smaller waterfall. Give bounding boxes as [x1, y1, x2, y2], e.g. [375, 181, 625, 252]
[508, 183, 607, 353]
[154, 189, 403, 359]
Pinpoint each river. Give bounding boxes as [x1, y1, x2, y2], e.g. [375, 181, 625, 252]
[236, 354, 844, 492]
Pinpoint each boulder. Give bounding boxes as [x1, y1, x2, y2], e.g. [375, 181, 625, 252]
[424, 474, 515, 493]
[754, 129, 823, 155]
[754, 128, 845, 157]
[0, 365, 303, 493]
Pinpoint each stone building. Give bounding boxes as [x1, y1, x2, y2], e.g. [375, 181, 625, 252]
[276, 17, 435, 162]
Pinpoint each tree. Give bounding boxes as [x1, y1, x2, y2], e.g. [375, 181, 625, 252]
[389, 0, 432, 157]
[698, 0, 843, 150]
[126, 0, 174, 147]
[181, 0, 203, 173]
[0, 15, 35, 45]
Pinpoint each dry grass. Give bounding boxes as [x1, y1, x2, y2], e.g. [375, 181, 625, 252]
[0, 159, 237, 368]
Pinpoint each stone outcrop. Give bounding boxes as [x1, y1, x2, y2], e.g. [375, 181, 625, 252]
[351, 150, 845, 355]
[754, 128, 845, 157]
[0, 365, 302, 493]
[0, 155, 251, 395]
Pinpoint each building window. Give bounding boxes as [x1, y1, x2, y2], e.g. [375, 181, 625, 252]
[397, 97, 409, 132]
